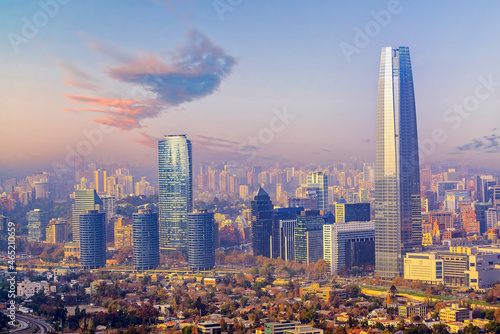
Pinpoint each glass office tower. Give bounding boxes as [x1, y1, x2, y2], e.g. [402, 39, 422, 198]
[187, 210, 215, 271]
[158, 135, 193, 255]
[133, 209, 160, 270]
[79, 210, 106, 269]
[251, 187, 274, 257]
[375, 46, 421, 279]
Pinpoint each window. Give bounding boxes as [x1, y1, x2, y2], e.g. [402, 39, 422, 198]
[470, 263, 475, 267]
[471, 279, 477, 283]
[489, 261, 494, 266]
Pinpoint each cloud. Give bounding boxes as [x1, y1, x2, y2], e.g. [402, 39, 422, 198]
[195, 135, 262, 154]
[61, 30, 236, 133]
[57, 60, 99, 91]
[455, 133, 500, 153]
[133, 131, 161, 149]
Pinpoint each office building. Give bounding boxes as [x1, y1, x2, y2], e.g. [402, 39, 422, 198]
[45, 218, 68, 243]
[273, 207, 303, 260]
[437, 181, 462, 202]
[294, 210, 324, 264]
[27, 209, 48, 242]
[283, 326, 323, 334]
[476, 175, 496, 203]
[334, 202, 370, 223]
[398, 303, 428, 318]
[264, 321, 301, 334]
[101, 195, 116, 244]
[72, 189, 102, 243]
[115, 217, 133, 248]
[486, 208, 498, 230]
[375, 46, 422, 279]
[93, 169, 107, 194]
[306, 172, 328, 212]
[79, 210, 106, 269]
[158, 135, 193, 255]
[460, 203, 480, 235]
[475, 202, 493, 234]
[440, 304, 471, 322]
[251, 187, 274, 257]
[187, 210, 215, 271]
[323, 221, 375, 275]
[133, 209, 159, 270]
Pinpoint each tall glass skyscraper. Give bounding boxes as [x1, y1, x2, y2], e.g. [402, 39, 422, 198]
[72, 189, 102, 243]
[133, 209, 160, 270]
[187, 210, 215, 272]
[158, 135, 193, 255]
[79, 210, 106, 269]
[251, 187, 274, 257]
[375, 46, 421, 279]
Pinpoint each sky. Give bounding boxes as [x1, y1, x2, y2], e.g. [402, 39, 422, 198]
[1, 0, 499, 175]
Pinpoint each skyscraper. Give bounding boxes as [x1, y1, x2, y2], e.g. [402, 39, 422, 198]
[375, 46, 422, 279]
[306, 172, 329, 212]
[133, 209, 160, 271]
[251, 187, 274, 257]
[72, 189, 102, 243]
[79, 210, 106, 269]
[187, 210, 215, 271]
[158, 135, 193, 255]
[27, 209, 48, 242]
[294, 210, 324, 264]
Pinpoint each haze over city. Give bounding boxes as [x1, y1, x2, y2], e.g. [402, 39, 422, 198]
[1, 1, 500, 177]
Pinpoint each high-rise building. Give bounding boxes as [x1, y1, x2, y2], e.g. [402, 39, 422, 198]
[72, 189, 102, 243]
[158, 135, 193, 255]
[45, 218, 68, 243]
[475, 202, 493, 234]
[323, 221, 375, 275]
[272, 207, 303, 260]
[27, 209, 48, 242]
[115, 217, 133, 248]
[294, 210, 324, 264]
[486, 208, 499, 230]
[437, 181, 462, 202]
[79, 210, 106, 269]
[306, 172, 328, 212]
[476, 175, 496, 203]
[93, 169, 107, 194]
[251, 187, 274, 257]
[375, 46, 422, 279]
[101, 195, 116, 245]
[133, 209, 159, 271]
[335, 203, 370, 223]
[187, 210, 215, 271]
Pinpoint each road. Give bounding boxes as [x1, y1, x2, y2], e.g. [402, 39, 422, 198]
[15, 313, 54, 333]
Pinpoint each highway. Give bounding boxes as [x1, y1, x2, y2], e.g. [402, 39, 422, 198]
[14, 313, 54, 333]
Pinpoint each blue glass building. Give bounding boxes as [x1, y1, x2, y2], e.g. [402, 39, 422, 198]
[158, 135, 192, 255]
[79, 210, 106, 269]
[251, 187, 274, 257]
[133, 209, 160, 270]
[375, 47, 422, 279]
[187, 210, 215, 271]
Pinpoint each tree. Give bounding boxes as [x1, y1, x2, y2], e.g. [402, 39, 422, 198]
[485, 320, 500, 334]
[432, 323, 450, 334]
[495, 308, 500, 322]
[250, 267, 259, 275]
[463, 324, 481, 334]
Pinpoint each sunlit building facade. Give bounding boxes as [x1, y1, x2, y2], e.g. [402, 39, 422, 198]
[375, 46, 422, 279]
[158, 135, 193, 255]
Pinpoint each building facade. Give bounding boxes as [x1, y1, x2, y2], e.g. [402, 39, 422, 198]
[187, 210, 215, 271]
[251, 188, 274, 257]
[323, 221, 375, 275]
[27, 209, 48, 242]
[133, 209, 159, 270]
[45, 218, 68, 243]
[79, 210, 106, 269]
[158, 135, 193, 255]
[294, 210, 324, 264]
[72, 189, 102, 243]
[375, 46, 422, 279]
[306, 172, 328, 212]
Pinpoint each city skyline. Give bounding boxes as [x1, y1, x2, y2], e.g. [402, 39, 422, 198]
[1, 1, 500, 176]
